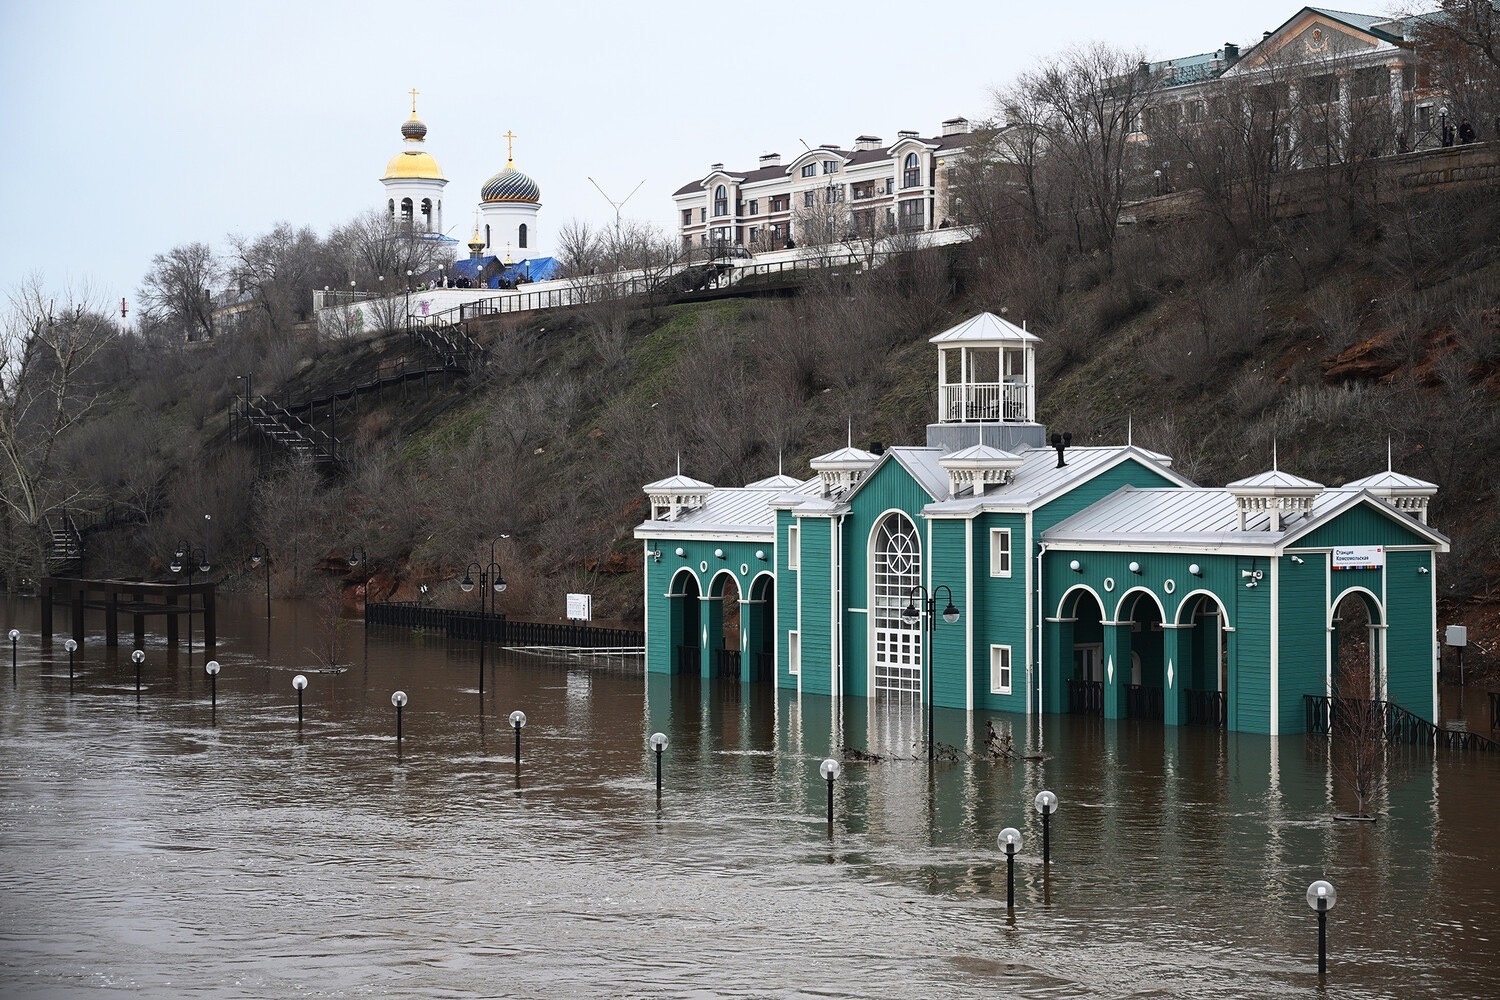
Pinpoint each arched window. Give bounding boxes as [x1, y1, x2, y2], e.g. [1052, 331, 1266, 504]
[388, 198, 395, 219]
[485, 224, 491, 248]
[420, 198, 433, 230]
[400, 197, 414, 224]
[518, 223, 528, 249]
[872, 512, 922, 694]
[902, 153, 921, 188]
[713, 184, 728, 217]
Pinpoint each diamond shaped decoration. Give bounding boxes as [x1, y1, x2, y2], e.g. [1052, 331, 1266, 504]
[1106, 655, 1115, 684]
[1167, 659, 1175, 688]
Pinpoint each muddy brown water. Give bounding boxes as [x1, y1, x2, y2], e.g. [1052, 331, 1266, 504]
[2, 596, 1498, 998]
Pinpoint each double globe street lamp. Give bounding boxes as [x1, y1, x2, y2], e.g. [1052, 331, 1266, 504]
[900, 585, 960, 760]
[458, 557, 507, 697]
[170, 541, 211, 660]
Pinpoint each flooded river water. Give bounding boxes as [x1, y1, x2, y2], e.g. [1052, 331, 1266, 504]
[2, 596, 1499, 998]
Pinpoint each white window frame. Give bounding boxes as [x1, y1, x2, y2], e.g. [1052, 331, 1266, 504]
[787, 524, 800, 570]
[801, 163, 817, 177]
[788, 630, 801, 675]
[990, 644, 1013, 694]
[989, 527, 1012, 578]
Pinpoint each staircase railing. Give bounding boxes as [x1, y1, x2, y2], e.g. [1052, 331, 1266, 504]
[1304, 694, 1500, 752]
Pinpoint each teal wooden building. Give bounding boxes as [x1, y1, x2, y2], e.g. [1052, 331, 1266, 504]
[635, 314, 1449, 735]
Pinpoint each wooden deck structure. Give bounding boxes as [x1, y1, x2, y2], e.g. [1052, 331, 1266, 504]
[39, 577, 216, 651]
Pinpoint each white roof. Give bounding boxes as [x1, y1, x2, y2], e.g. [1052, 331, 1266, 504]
[809, 445, 879, 469]
[1342, 469, 1437, 493]
[636, 478, 821, 538]
[1226, 468, 1324, 491]
[922, 445, 1192, 514]
[928, 311, 1041, 345]
[1043, 486, 1449, 550]
[939, 444, 1024, 467]
[745, 473, 804, 489]
[644, 473, 715, 492]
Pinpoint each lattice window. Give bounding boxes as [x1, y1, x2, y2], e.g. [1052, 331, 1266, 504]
[873, 512, 921, 694]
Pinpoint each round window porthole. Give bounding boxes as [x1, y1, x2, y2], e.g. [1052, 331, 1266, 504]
[740, 563, 749, 576]
[1164, 579, 1176, 594]
[1103, 577, 1116, 592]
[699, 561, 709, 573]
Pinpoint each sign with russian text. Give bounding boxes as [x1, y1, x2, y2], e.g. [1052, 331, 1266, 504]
[566, 593, 593, 621]
[1331, 546, 1383, 570]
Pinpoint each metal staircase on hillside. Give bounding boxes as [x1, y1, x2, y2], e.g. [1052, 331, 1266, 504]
[243, 395, 338, 465]
[410, 318, 485, 371]
[45, 512, 83, 576]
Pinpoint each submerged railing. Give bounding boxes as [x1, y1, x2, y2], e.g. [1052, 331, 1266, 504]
[366, 602, 642, 650]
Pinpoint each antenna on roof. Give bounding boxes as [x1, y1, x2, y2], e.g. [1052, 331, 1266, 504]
[588, 176, 646, 233]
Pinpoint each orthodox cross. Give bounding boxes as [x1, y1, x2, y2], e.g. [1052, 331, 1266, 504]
[504, 129, 517, 164]
[409, 87, 420, 114]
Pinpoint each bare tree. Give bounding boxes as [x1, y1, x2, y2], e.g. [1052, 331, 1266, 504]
[1019, 42, 1159, 253]
[139, 242, 221, 342]
[1412, 1, 1500, 134]
[0, 279, 116, 588]
[1331, 599, 1383, 819]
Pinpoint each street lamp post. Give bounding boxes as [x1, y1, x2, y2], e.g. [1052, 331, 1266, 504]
[9, 628, 18, 684]
[1035, 791, 1059, 864]
[999, 827, 1022, 910]
[510, 709, 527, 768]
[820, 758, 843, 836]
[65, 638, 78, 687]
[205, 660, 220, 721]
[293, 673, 308, 726]
[404, 269, 413, 331]
[1307, 880, 1337, 976]
[650, 732, 668, 797]
[170, 541, 211, 661]
[901, 585, 960, 760]
[392, 690, 408, 749]
[249, 542, 271, 622]
[131, 648, 145, 696]
[458, 554, 507, 697]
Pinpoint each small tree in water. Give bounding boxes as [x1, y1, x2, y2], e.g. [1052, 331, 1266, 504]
[1332, 599, 1384, 819]
[306, 577, 350, 671]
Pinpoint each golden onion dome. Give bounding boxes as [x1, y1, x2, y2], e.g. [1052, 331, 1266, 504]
[383, 150, 446, 181]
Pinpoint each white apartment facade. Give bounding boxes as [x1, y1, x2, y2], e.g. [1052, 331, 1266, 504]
[673, 118, 976, 254]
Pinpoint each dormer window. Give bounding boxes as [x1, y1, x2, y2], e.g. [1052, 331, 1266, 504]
[823, 160, 839, 174]
[903, 153, 921, 188]
[801, 163, 817, 177]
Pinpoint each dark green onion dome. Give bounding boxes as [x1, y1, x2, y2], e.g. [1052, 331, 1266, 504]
[481, 165, 541, 204]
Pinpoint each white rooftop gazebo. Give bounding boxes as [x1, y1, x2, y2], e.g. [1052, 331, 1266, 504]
[925, 313, 1045, 454]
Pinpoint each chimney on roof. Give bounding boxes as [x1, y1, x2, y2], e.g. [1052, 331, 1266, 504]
[1263, 30, 1271, 39]
[941, 117, 970, 137]
[710, 162, 724, 172]
[869, 441, 884, 455]
[818, 143, 840, 151]
[758, 152, 781, 168]
[1224, 41, 1240, 64]
[853, 134, 883, 151]
[1138, 60, 1151, 78]
[897, 129, 919, 139]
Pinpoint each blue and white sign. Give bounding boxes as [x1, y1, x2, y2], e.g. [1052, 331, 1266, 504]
[1332, 546, 1384, 571]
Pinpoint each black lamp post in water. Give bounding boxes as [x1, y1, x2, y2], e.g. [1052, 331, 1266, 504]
[64, 638, 77, 690]
[392, 690, 408, 750]
[650, 732, 668, 797]
[293, 673, 308, 726]
[10, 628, 20, 684]
[1034, 790, 1058, 864]
[1307, 880, 1337, 977]
[510, 709, 527, 768]
[900, 585, 960, 760]
[131, 648, 145, 696]
[458, 557, 507, 697]
[249, 542, 271, 622]
[170, 542, 211, 661]
[999, 827, 1022, 911]
[820, 758, 843, 836]
[205, 660, 220, 722]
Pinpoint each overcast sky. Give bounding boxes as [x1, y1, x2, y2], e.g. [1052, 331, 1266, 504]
[1, 0, 1397, 310]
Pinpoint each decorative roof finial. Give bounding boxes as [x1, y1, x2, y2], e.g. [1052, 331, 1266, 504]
[676, 452, 682, 477]
[503, 129, 517, 167]
[1272, 438, 1279, 472]
[1127, 414, 1133, 447]
[1387, 436, 1393, 473]
[409, 87, 420, 115]
[847, 418, 852, 450]
[778, 449, 784, 477]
